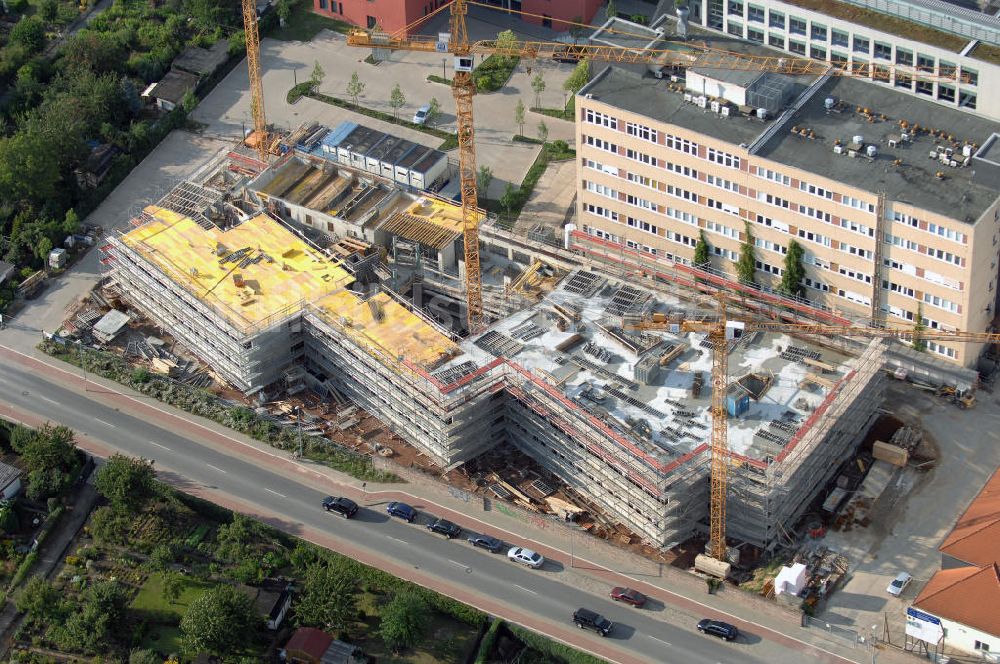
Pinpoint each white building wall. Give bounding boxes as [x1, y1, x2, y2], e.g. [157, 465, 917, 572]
[939, 616, 998, 656]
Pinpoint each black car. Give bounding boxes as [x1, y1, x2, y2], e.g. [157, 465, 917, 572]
[321, 496, 359, 518]
[697, 618, 738, 641]
[573, 608, 614, 637]
[426, 518, 462, 538]
[552, 45, 584, 64]
[467, 533, 504, 552]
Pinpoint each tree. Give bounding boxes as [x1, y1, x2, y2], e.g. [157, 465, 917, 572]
[605, 0, 617, 19]
[514, 99, 526, 136]
[912, 303, 927, 352]
[16, 577, 63, 628]
[476, 166, 493, 205]
[495, 29, 517, 59]
[162, 571, 185, 605]
[310, 60, 325, 87]
[214, 512, 263, 563]
[779, 239, 805, 297]
[295, 563, 356, 632]
[379, 590, 429, 652]
[88, 505, 132, 545]
[389, 83, 405, 120]
[537, 120, 548, 143]
[10, 17, 45, 53]
[181, 90, 198, 115]
[693, 230, 710, 267]
[149, 543, 175, 572]
[50, 580, 129, 654]
[346, 71, 365, 105]
[276, 0, 291, 25]
[129, 649, 162, 664]
[500, 182, 518, 222]
[530, 72, 546, 108]
[38, 0, 58, 22]
[0, 500, 18, 534]
[34, 237, 53, 264]
[95, 454, 156, 515]
[426, 97, 441, 125]
[563, 58, 590, 97]
[736, 220, 757, 285]
[180, 584, 258, 655]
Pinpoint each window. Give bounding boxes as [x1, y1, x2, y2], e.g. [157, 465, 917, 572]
[304, 214, 314, 225]
[626, 148, 654, 165]
[974, 641, 991, 652]
[706, 220, 739, 238]
[789, 17, 806, 35]
[665, 207, 698, 225]
[759, 192, 790, 208]
[874, 41, 892, 60]
[830, 52, 847, 67]
[748, 27, 764, 43]
[895, 73, 912, 90]
[962, 67, 978, 86]
[755, 260, 782, 276]
[769, 33, 785, 48]
[748, 4, 764, 22]
[319, 0, 327, 8]
[666, 133, 699, 155]
[584, 203, 618, 221]
[585, 109, 617, 129]
[852, 59, 870, 77]
[811, 23, 827, 41]
[585, 158, 618, 175]
[917, 53, 934, 72]
[895, 48, 913, 66]
[916, 80, 933, 96]
[584, 180, 618, 200]
[853, 36, 870, 54]
[768, 10, 784, 29]
[542, 14, 552, 28]
[366, 15, 377, 28]
[788, 40, 805, 55]
[667, 183, 696, 202]
[800, 181, 834, 199]
[842, 195, 874, 212]
[585, 135, 618, 153]
[754, 166, 790, 185]
[810, 45, 827, 61]
[728, 0, 743, 16]
[707, 174, 738, 191]
[707, 147, 740, 169]
[960, 91, 977, 109]
[627, 172, 661, 190]
[939, 61, 957, 78]
[626, 216, 658, 235]
[626, 194, 657, 211]
[626, 122, 656, 142]
[664, 161, 698, 179]
[831, 29, 848, 47]
[927, 341, 957, 359]
[728, 21, 744, 36]
[938, 84, 955, 103]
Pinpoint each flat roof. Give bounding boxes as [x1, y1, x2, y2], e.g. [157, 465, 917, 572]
[756, 76, 1000, 222]
[312, 290, 459, 370]
[121, 207, 353, 331]
[375, 196, 471, 249]
[591, 17, 665, 51]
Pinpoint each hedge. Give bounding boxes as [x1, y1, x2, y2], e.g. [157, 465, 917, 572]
[472, 55, 518, 92]
[509, 623, 609, 664]
[8, 552, 38, 590]
[474, 618, 502, 663]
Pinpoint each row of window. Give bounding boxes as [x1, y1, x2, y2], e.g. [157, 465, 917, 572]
[892, 211, 967, 245]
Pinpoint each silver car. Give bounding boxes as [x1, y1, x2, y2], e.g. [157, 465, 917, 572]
[412, 105, 431, 125]
[887, 572, 912, 596]
[507, 546, 544, 569]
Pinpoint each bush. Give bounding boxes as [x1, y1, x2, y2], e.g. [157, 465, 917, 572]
[9, 552, 38, 589]
[471, 55, 518, 92]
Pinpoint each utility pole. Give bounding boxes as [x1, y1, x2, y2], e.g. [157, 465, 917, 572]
[78, 339, 87, 386]
[296, 406, 303, 458]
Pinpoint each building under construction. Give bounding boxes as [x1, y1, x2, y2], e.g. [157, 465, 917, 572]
[101, 166, 885, 553]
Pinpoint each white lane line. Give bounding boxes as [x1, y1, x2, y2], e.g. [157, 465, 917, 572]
[149, 441, 171, 451]
[205, 463, 227, 474]
[38, 395, 58, 405]
[647, 636, 671, 647]
[94, 418, 117, 428]
[447, 559, 468, 569]
[513, 584, 538, 595]
[264, 488, 286, 498]
[386, 536, 407, 544]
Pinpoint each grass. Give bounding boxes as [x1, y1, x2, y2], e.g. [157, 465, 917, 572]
[427, 74, 451, 85]
[472, 55, 519, 92]
[131, 572, 217, 616]
[498, 141, 576, 226]
[270, 4, 352, 42]
[531, 97, 575, 121]
[141, 623, 184, 656]
[352, 604, 477, 663]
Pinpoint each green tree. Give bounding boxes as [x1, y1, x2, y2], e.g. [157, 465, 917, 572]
[495, 29, 517, 58]
[693, 229, 710, 266]
[214, 512, 263, 563]
[16, 576, 63, 628]
[606, 0, 617, 19]
[10, 16, 45, 53]
[530, 72, 546, 108]
[379, 590, 429, 652]
[346, 71, 365, 105]
[149, 543, 175, 572]
[88, 505, 131, 545]
[181, 90, 198, 115]
[295, 563, 356, 632]
[276, 0, 291, 24]
[563, 59, 590, 95]
[34, 237, 53, 264]
[537, 120, 548, 143]
[779, 239, 805, 297]
[500, 182, 518, 222]
[50, 580, 129, 654]
[310, 60, 325, 87]
[38, 0, 58, 22]
[389, 83, 406, 120]
[180, 584, 258, 655]
[476, 165, 493, 205]
[514, 98, 526, 136]
[0, 499, 17, 533]
[736, 220, 757, 285]
[129, 649, 162, 664]
[94, 454, 156, 515]
[62, 209, 81, 236]
[912, 303, 927, 352]
[162, 571, 185, 604]
[426, 97, 441, 125]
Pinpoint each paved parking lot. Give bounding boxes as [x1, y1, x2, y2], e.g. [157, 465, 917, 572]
[817, 381, 1000, 644]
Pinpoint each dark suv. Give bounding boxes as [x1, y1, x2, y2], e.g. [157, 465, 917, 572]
[573, 608, 614, 637]
[697, 618, 738, 641]
[426, 518, 462, 538]
[321, 496, 359, 518]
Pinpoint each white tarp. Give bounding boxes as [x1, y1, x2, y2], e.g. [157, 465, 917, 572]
[906, 607, 944, 643]
[774, 563, 808, 597]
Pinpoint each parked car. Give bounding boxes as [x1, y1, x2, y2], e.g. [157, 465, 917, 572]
[426, 518, 462, 538]
[412, 105, 431, 125]
[467, 533, 504, 552]
[552, 45, 584, 64]
[697, 618, 738, 641]
[386, 501, 417, 522]
[887, 572, 913, 596]
[610, 587, 647, 607]
[507, 546, 544, 569]
[321, 496, 359, 518]
[573, 608, 614, 636]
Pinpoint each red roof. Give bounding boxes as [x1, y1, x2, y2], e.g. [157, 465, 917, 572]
[939, 468, 1000, 567]
[286, 627, 333, 661]
[914, 563, 1000, 636]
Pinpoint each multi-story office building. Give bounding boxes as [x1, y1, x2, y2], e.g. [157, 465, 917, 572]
[574, 64, 1000, 366]
[674, 0, 1000, 120]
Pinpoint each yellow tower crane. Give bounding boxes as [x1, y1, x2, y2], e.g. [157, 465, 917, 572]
[346, 0, 960, 334]
[242, 0, 269, 162]
[627, 293, 1000, 562]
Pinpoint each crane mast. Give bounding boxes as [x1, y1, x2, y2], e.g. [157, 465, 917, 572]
[242, 0, 268, 163]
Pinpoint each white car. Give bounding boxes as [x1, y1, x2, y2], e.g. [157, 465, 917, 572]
[412, 105, 431, 125]
[887, 572, 913, 596]
[507, 546, 544, 569]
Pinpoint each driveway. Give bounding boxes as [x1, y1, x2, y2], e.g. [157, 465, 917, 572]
[817, 381, 1000, 644]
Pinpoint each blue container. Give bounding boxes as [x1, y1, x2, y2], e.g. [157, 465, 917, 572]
[726, 392, 750, 417]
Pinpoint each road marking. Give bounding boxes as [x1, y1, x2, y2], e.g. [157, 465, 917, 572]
[447, 559, 468, 569]
[386, 536, 407, 544]
[513, 584, 538, 595]
[38, 395, 58, 405]
[647, 636, 671, 647]
[205, 464, 227, 474]
[264, 488, 286, 498]
[94, 418, 117, 428]
[148, 441, 171, 451]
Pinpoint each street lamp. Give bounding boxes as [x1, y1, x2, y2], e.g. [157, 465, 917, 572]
[442, 58, 447, 80]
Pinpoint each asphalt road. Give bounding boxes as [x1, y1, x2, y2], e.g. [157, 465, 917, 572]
[0, 357, 830, 664]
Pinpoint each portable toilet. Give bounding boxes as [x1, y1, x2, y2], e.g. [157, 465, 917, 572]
[49, 247, 67, 269]
[726, 386, 749, 417]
